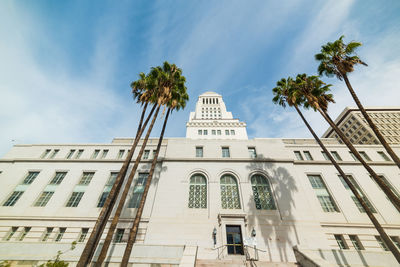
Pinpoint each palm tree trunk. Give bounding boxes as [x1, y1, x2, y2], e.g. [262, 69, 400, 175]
[121, 108, 171, 266]
[137, 102, 148, 136]
[342, 73, 400, 169]
[318, 108, 400, 212]
[77, 104, 156, 267]
[294, 105, 400, 263]
[94, 105, 161, 266]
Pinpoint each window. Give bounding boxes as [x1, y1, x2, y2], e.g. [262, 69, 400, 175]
[101, 149, 109, 159]
[50, 172, 67, 185]
[251, 175, 276, 210]
[97, 192, 109, 208]
[248, 147, 256, 158]
[204, 130, 208, 135]
[372, 175, 400, 199]
[117, 150, 125, 159]
[220, 175, 241, 209]
[196, 147, 203, 158]
[349, 151, 358, 161]
[23, 171, 40, 184]
[75, 149, 84, 159]
[359, 151, 371, 161]
[375, 236, 389, 251]
[198, 130, 202, 135]
[98, 172, 118, 207]
[339, 175, 376, 213]
[331, 151, 342, 161]
[225, 130, 230, 135]
[42, 227, 53, 242]
[79, 172, 94, 185]
[211, 130, 216, 135]
[49, 149, 59, 159]
[222, 147, 230, 158]
[188, 174, 207, 209]
[41, 149, 51, 159]
[321, 151, 329, 160]
[91, 150, 100, 159]
[78, 228, 89, 242]
[231, 130, 235, 135]
[128, 173, 148, 208]
[349, 235, 364, 250]
[294, 151, 303, 160]
[143, 150, 150, 159]
[217, 130, 221, 135]
[34, 191, 54, 207]
[66, 149, 75, 159]
[114, 228, 124, 243]
[3, 191, 24, 206]
[390, 236, 400, 250]
[307, 175, 339, 212]
[107, 172, 118, 186]
[5, 227, 18, 241]
[66, 192, 84, 207]
[55, 228, 66, 242]
[303, 151, 313, 160]
[19, 227, 31, 241]
[378, 151, 391, 161]
[334, 235, 348, 249]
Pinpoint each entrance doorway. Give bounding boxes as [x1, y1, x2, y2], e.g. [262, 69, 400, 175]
[226, 225, 244, 255]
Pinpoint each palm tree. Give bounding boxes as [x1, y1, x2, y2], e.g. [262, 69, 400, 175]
[315, 36, 400, 169]
[272, 75, 400, 262]
[296, 74, 400, 213]
[121, 72, 188, 266]
[77, 72, 158, 267]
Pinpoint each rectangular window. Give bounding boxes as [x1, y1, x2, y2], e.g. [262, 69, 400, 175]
[198, 130, 202, 135]
[19, 227, 31, 241]
[143, 150, 150, 159]
[97, 192, 109, 208]
[23, 171, 40, 184]
[308, 175, 339, 212]
[331, 151, 342, 161]
[321, 151, 329, 160]
[294, 151, 303, 160]
[152, 150, 157, 157]
[3, 191, 24, 206]
[378, 151, 391, 161]
[55, 228, 66, 242]
[91, 149, 100, 159]
[339, 175, 376, 213]
[50, 172, 67, 185]
[117, 150, 125, 159]
[212, 130, 216, 135]
[79, 172, 94, 185]
[128, 173, 149, 208]
[231, 130, 235, 135]
[248, 147, 256, 158]
[66, 149, 75, 159]
[204, 130, 208, 135]
[390, 236, 400, 250]
[41, 149, 51, 159]
[34, 191, 54, 207]
[196, 147, 203, 158]
[334, 235, 348, 249]
[49, 149, 59, 159]
[101, 149, 109, 159]
[114, 228, 124, 243]
[359, 151, 371, 161]
[376, 236, 389, 251]
[349, 235, 364, 250]
[303, 151, 313, 160]
[42, 227, 53, 242]
[217, 130, 221, 135]
[66, 192, 84, 207]
[349, 151, 358, 161]
[225, 130, 230, 135]
[75, 149, 84, 159]
[107, 172, 118, 186]
[78, 228, 89, 242]
[5, 227, 18, 241]
[222, 147, 230, 158]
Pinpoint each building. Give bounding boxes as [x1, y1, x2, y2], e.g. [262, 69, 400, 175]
[322, 107, 400, 145]
[0, 92, 400, 266]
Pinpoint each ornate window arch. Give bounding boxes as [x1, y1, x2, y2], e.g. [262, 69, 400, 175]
[188, 174, 207, 209]
[220, 174, 241, 209]
[251, 174, 276, 210]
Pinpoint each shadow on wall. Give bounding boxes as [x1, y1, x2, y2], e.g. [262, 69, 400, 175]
[246, 154, 298, 262]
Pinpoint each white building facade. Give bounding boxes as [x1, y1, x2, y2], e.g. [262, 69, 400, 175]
[0, 93, 400, 266]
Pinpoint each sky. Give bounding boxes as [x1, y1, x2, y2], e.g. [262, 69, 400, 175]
[1, 0, 400, 156]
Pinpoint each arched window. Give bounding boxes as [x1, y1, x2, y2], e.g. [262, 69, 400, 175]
[188, 174, 207, 208]
[220, 175, 241, 209]
[251, 175, 276, 210]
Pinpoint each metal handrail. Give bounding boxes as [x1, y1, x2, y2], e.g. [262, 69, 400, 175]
[244, 245, 267, 252]
[211, 244, 227, 250]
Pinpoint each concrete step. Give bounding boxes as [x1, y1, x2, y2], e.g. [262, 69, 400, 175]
[196, 259, 299, 267]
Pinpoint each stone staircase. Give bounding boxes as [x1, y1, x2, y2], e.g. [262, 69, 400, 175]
[196, 259, 299, 267]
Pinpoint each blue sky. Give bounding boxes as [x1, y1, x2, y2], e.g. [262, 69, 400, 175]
[1, 0, 400, 156]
